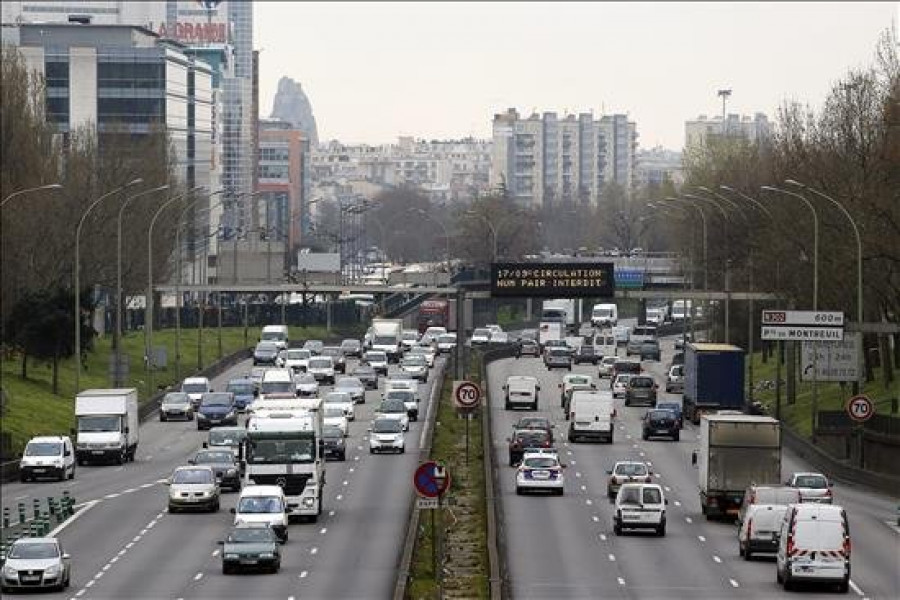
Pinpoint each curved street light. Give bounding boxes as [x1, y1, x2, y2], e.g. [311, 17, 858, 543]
[1, 183, 63, 208]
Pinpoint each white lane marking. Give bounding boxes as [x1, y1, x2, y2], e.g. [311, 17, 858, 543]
[95, 571, 104, 579]
[575, 472, 582, 478]
[299, 571, 308, 579]
[566, 450, 573, 456]
[632, 444, 638, 449]
[117, 549, 126, 557]
[329, 510, 336, 517]
[617, 577, 626, 586]
[685, 517, 693, 524]
[49, 499, 99, 537]
[849, 580, 865, 597]
[664, 486, 671, 492]
[144, 455, 153, 461]
[674, 501, 682, 507]
[639, 452, 646, 458]
[140, 483, 154, 489]
[626, 435, 632, 440]
[592, 515, 599, 522]
[729, 578, 739, 588]
[123, 488, 137, 494]
[698, 535, 706, 542]
[155, 478, 167, 483]
[289, 597, 295, 600]
[342, 480, 349, 486]
[349, 468, 355, 473]
[599, 533, 607, 541]
[102, 564, 111, 571]
[570, 459, 576, 465]
[126, 542, 135, 549]
[310, 547, 318, 555]
[336, 494, 343, 501]
[140, 528, 148, 535]
[646, 461, 652, 467]
[75, 590, 86, 596]
[104, 493, 120, 499]
[354, 455, 360, 461]
[193, 572, 203, 581]
[85, 581, 94, 588]
[320, 527, 327, 535]
[608, 553, 616, 562]
[586, 499, 593, 506]
[713, 555, 722, 563]
[580, 485, 587, 492]
[212, 549, 220, 557]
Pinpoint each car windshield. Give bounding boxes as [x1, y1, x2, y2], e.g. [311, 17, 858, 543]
[194, 451, 234, 464]
[237, 496, 284, 514]
[523, 457, 557, 469]
[366, 353, 386, 362]
[550, 349, 568, 357]
[402, 332, 418, 340]
[78, 415, 120, 432]
[227, 382, 254, 395]
[517, 418, 548, 429]
[615, 463, 648, 476]
[342, 340, 361, 348]
[386, 391, 415, 403]
[247, 439, 314, 464]
[657, 403, 680, 413]
[642, 488, 663, 504]
[208, 429, 246, 446]
[516, 431, 548, 445]
[172, 469, 214, 484]
[287, 349, 309, 360]
[795, 474, 828, 488]
[8, 542, 59, 560]
[310, 359, 332, 369]
[164, 393, 190, 405]
[403, 356, 426, 366]
[336, 378, 362, 389]
[228, 527, 277, 544]
[260, 332, 284, 342]
[373, 419, 403, 433]
[250, 369, 265, 379]
[256, 343, 278, 353]
[202, 394, 233, 407]
[631, 378, 654, 388]
[615, 375, 632, 385]
[325, 392, 351, 404]
[580, 346, 594, 354]
[324, 407, 345, 418]
[322, 347, 341, 357]
[648, 410, 673, 420]
[602, 357, 616, 365]
[618, 487, 642, 505]
[323, 426, 344, 438]
[380, 399, 407, 413]
[262, 381, 294, 394]
[473, 329, 490, 337]
[437, 335, 456, 343]
[25, 442, 62, 456]
[182, 382, 208, 393]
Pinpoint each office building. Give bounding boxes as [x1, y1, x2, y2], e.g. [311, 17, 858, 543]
[684, 113, 772, 153]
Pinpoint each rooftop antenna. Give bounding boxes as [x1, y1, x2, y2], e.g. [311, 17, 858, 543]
[717, 88, 732, 134]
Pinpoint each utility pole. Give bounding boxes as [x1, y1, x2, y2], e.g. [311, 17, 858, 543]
[717, 88, 732, 136]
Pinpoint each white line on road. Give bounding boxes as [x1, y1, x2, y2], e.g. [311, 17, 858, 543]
[95, 571, 104, 579]
[354, 456, 360, 461]
[592, 515, 599, 522]
[336, 494, 343, 501]
[608, 553, 616, 562]
[664, 486, 671, 492]
[102, 564, 111, 571]
[342, 480, 349, 486]
[575, 472, 582, 478]
[849, 580, 865, 597]
[49, 499, 99, 537]
[110, 556, 119, 564]
[632, 443, 638, 448]
[140, 483, 154, 489]
[585, 499, 593, 506]
[123, 488, 137, 494]
[117, 549, 126, 557]
[729, 579, 739, 588]
[193, 572, 203, 581]
[329, 511, 335, 517]
[126, 542, 135, 549]
[580, 485, 587, 491]
[104, 493, 120, 499]
[674, 501, 681, 507]
[713, 555, 722, 563]
[599, 533, 607, 541]
[140, 528, 148, 535]
[685, 517, 693, 524]
[75, 589, 86, 596]
[349, 468, 355, 473]
[698, 535, 706, 542]
[212, 549, 220, 557]
[300, 571, 308, 579]
[570, 459, 576, 465]
[310, 547, 318, 555]
[617, 577, 626, 586]
[639, 452, 646, 457]
[84, 581, 94, 589]
[319, 528, 327, 535]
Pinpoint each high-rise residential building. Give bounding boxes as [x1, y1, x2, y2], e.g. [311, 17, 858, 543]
[635, 146, 684, 189]
[490, 109, 638, 207]
[684, 113, 772, 153]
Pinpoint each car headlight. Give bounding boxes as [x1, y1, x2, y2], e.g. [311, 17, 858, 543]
[224, 553, 239, 560]
[197, 413, 208, 419]
[302, 498, 315, 508]
[259, 552, 275, 558]
[4, 565, 17, 577]
[226, 410, 236, 418]
[44, 564, 60, 577]
[226, 468, 237, 476]
[107, 442, 122, 449]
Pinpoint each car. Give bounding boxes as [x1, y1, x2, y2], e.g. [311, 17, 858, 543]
[350, 364, 379, 389]
[167, 465, 220, 513]
[323, 391, 355, 421]
[611, 374, 633, 398]
[0, 537, 71, 592]
[641, 409, 680, 441]
[294, 372, 320, 397]
[612, 359, 642, 377]
[544, 347, 573, 370]
[626, 326, 658, 356]
[190, 448, 242, 492]
[674, 333, 692, 350]
[207, 426, 248, 454]
[159, 392, 194, 421]
[507, 429, 552, 466]
[739, 485, 802, 526]
[281, 348, 311, 373]
[776, 504, 850, 592]
[638, 339, 661, 361]
[253, 341, 281, 366]
[400, 330, 420, 352]
[598, 356, 617, 378]
[303, 339, 324, 355]
[369, 417, 406, 454]
[247, 367, 266, 391]
[574, 344, 599, 365]
[340, 338, 363, 358]
[485, 324, 504, 336]
[665, 364, 685, 393]
[519, 329, 538, 342]
[400, 354, 429, 382]
[558, 373, 594, 407]
[612, 325, 631, 346]
[470, 328, 492, 345]
[503, 375, 540, 411]
[363, 350, 389, 376]
[516, 338, 540, 358]
[655, 401, 683, 428]
[490, 330, 510, 343]
[512, 416, 554, 444]
[197, 392, 239, 430]
[323, 406, 350, 437]
[406, 345, 436, 368]
[436, 333, 457, 353]
[785, 472, 834, 504]
[225, 378, 256, 411]
[334, 376, 366, 404]
[321, 425, 347, 461]
[307, 356, 336, 384]
[219, 524, 281, 574]
[374, 398, 410, 431]
[232, 485, 290, 543]
[613, 483, 667, 536]
[516, 452, 565, 495]
[738, 503, 790, 560]
[181, 376, 212, 408]
[606, 461, 653, 499]
[624, 375, 658, 407]
[421, 326, 447, 345]
[19, 436, 76, 482]
[543, 339, 572, 354]
[320, 346, 347, 374]
[385, 389, 419, 421]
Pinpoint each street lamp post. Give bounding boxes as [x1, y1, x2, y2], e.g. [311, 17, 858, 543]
[1, 183, 63, 208]
[464, 210, 497, 263]
[114, 184, 168, 385]
[74, 178, 143, 393]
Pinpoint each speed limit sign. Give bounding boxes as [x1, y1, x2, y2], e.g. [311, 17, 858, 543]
[846, 395, 875, 422]
[453, 380, 481, 409]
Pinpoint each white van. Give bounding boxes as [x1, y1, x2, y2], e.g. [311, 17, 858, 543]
[776, 504, 850, 592]
[503, 376, 540, 411]
[20, 436, 76, 482]
[231, 485, 290, 543]
[260, 325, 289, 351]
[258, 369, 296, 401]
[568, 390, 615, 443]
[591, 303, 618, 328]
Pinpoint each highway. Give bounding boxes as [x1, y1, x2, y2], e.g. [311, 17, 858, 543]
[488, 321, 900, 600]
[3, 351, 444, 599]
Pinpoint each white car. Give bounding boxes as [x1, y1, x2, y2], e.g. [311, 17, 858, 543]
[323, 406, 349, 437]
[421, 326, 447, 346]
[282, 348, 311, 373]
[407, 345, 435, 368]
[606, 461, 653, 499]
[598, 356, 617, 378]
[363, 350, 389, 376]
[400, 329, 420, 352]
[485, 324, 504, 336]
[399, 355, 428, 382]
[334, 376, 366, 404]
[307, 356, 335, 385]
[611, 374, 633, 399]
[470, 328, 492, 345]
[181, 376, 212, 408]
[375, 398, 410, 431]
[294, 372, 319, 397]
[785, 472, 834, 504]
[20, 436, 76, 482]
[613, 483, 667, 536]
[436, 333, 457, 353]
[323, 391, 355, 421]
[369, 417, 406, 454]
[516, 451, 565, 495]
[384, 389, 419, 422]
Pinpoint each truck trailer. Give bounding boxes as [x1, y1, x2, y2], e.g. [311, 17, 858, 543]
[74, 388, 139, 465]
[683, 343, 745, 424]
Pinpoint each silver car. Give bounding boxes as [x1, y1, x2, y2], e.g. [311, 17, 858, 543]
[786, 472, 833, 504]
[1, 537, 71, 592]
[167, 465, 221, 513]
[334, 377, 366, 404]
[160, 392, 194, 421]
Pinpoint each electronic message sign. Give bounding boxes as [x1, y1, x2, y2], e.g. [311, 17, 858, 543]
[490, 262, 615, 297]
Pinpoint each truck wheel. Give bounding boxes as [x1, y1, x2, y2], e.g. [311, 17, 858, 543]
[116, 451, 124, 465]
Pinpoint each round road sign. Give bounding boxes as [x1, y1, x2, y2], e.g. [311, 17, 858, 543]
[453, 380, 481, 409]
[846, 395, 874, 422]
[414, 461, 451, 498]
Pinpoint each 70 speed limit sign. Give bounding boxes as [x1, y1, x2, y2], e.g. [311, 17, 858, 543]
[453, 380, 482, 409]
[846, 395, 875, 422]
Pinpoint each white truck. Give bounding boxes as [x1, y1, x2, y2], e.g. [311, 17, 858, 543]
[538, 321, 564, 349]
[695, 414, 781, 519]
[74, 388, 139, 465]
[244, 399, 326, 522]
[542, 299, 578, 333]
[591, 303, 618, 328]
[567, 390, 615, 443]
[370, 318, 403, 362]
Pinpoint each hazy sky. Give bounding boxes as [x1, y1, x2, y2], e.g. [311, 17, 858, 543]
[255, 2, 897, 149]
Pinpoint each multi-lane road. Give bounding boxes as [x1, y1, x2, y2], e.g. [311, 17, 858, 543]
[488, 322, 899, 600]
[3, 352, 444, 599]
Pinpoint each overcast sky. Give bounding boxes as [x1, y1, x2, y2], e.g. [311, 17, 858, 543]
[255, 2, 897, 150]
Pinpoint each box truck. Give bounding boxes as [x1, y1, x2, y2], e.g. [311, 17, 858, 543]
[74, 388, 139, 465]
[683, 343, 745, 424]
[542, 299, 578, 333]
[370, 318, 403, 362]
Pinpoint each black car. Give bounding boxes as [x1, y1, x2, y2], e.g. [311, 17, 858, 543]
[321, 425, 347, 461]
[340, 339, 363, 358]
[639, 340, 661, 361]
[512, 416, 555, 444]
[516, 339, 540, 358]
[320, 346, 347, 374]
[574, 344, 599, 365]
[197, 393, 238, 431]
[190, 448, 242, 491]
[253, 341, 280, 366]
[350, 365, 379, 390]
[219, 525, 281, 574]
[507, 429, 552, 466]
[642, 409, 680, 441]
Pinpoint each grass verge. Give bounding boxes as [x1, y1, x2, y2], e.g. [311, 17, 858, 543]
[407, 353, 489, 599]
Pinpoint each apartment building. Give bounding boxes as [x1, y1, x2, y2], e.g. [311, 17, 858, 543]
[684, 113, 772, 152]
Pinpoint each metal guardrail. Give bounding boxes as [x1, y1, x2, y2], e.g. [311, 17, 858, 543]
[817, 410, 900, 437]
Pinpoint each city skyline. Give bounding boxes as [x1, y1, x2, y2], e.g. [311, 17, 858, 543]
[256, 2, 896, 149]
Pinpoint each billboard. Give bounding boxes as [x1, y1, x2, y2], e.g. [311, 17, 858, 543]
[490, 263, 615, 297]
[155, 0, 230, 45]
[801, 332, 862, 382]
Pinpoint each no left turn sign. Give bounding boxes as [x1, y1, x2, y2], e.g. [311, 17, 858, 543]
[846, 395, 875, 422]
[453, 380, 481, 409]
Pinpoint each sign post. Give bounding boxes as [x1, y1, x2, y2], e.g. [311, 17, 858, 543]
[846, 395, 874, 470]
[414, 461, 451, 586]
[453, 381, 481, 465]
